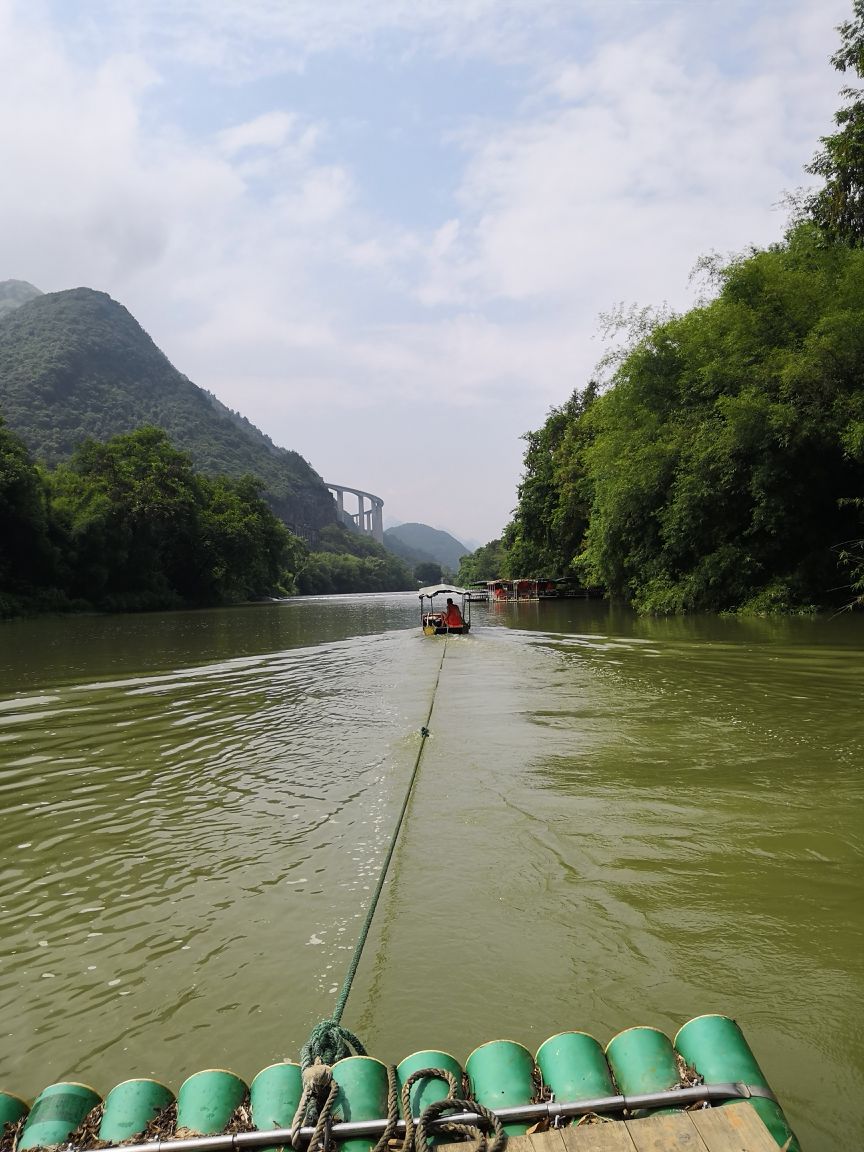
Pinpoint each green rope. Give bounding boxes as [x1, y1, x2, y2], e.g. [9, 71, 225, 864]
[300, 641, 448, 1071]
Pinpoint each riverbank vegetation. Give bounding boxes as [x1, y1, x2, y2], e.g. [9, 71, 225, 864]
[0, 425, 413, 616]
[296, 524, 416, 595]
[461, 5, 864, 614]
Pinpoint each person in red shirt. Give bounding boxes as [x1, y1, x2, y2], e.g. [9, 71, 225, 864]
[443, 597, 464, 628]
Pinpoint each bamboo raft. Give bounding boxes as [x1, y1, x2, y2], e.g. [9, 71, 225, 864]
[0, 1016, 799, 1152]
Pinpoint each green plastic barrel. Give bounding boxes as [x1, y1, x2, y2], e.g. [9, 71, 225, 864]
[535, 1031, 615, 1107]
[176, 1069, 248, 1135]
[605, 1026, 680, 1117]
[674, 1015, 800, 1152]
[98, 1078, 174, 1142]
[396, 1050, 463, 1117]
[465, 1039, 535, 1135]
[250, 1062, 303, 1150]
[0, 1091, 29, 1129]
[332, 1056, 390, 1152]
[19, 1082, 101, 1149]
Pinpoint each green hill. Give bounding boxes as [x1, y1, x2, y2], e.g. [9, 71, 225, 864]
[384, 522, 469, 573]
[0, 280, 42, 319]
[382, 530, 438, 568]
[0, 286, 336, 539]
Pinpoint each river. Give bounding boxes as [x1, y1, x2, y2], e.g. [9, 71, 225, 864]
[0, 595, 862, 1150]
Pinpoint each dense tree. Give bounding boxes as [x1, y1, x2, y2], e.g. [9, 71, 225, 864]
[295, 549, 415, 595]
[0, 418, 57, 612]
[49, 426, 208, 607]
[502, 384, 599, 579]
[197, 473, 304, 601]
[807, 1, 864, 245]
[0, 424, 416, 614]
[292, 521, 415, 594]
[0, 425, 309, 614]
[456, 538, 504, 585]
[559, 225, 864, 612]
[414, 561, 442, 584]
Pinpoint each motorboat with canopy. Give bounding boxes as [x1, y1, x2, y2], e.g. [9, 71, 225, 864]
[419, 584, 471, 635]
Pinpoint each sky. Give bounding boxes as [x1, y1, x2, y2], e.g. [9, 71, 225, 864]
[0, 0, 853, 547]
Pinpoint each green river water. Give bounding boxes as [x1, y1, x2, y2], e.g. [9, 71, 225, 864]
[0, 595, 862, 1149]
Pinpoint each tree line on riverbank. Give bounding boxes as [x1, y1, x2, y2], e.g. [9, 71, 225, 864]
[460, 5, 864, 614]
[0, 424, 414, 616]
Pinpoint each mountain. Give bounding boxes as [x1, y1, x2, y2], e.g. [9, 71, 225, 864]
[382, 531, 438, 569]
[0, 279, 42, 319]
[0, 285, 336, 539]
[384, 522, 469, 572]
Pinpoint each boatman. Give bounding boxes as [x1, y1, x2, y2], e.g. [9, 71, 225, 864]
[443, 597, 464, 629]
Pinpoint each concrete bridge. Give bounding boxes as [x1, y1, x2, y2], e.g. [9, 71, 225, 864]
[326, 483, 384, 544]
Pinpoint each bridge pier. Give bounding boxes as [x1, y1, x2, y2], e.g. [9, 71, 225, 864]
[326, 484, 384, 544]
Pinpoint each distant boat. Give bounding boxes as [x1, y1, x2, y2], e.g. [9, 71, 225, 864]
[486, 578, 603, 601]
[419, 584, 472, 635]
[485, 579, 542, 602]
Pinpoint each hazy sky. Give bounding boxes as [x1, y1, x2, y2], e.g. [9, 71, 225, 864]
[0, 0, 851, 545]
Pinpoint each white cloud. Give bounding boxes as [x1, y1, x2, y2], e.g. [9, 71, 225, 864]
[94, 0, 594, 75]
[0, 6, 241, 289]
[217, 112, 302, 156]
[412, 11, 846, 320]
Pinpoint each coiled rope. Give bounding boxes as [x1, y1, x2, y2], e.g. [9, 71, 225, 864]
[402, 1069, 505, 1152]
[292, 640, 450, 1146]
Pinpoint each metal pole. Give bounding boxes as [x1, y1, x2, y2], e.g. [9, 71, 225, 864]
[90, 1081, 776, 1152]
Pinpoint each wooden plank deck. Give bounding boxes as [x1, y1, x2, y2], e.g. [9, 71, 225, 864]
[442, 1103, 778, 1152]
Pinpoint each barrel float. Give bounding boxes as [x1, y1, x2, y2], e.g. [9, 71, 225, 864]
[466, 1039, 535, 1135]
[535, 1031, 616, 1108]
[0, 1091, 29, 1129]
[605, 1026, 680, 1117]
[19, 1082, 101, 1149]
[250, 1063, 303, 1152]
[396, 1050, 463, 1116]
[332, 1056, 390, 1152]
[98, 1078, 174, 1142]
[674, 1015, 800, 1151]
[176, 1069, 247, 1135]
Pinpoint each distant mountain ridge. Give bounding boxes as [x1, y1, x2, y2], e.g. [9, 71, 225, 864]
[384, 522, 469, 573]
[0, 279, 42, 319]
[0, 284, 336, 539]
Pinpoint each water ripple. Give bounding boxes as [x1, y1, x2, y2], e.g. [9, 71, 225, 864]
[1, 600, 862, 1152]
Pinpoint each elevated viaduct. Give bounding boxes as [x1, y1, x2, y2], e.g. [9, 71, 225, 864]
[326, 483, 384, 544]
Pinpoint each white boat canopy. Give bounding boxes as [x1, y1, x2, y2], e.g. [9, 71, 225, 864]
[418, 585, 468, 599]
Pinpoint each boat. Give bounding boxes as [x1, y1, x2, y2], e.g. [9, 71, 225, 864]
[419, 584, 471, 635]
[486, 579, 540, 602]
[465, 582, 489, 602]
[486, 577, 604, 601]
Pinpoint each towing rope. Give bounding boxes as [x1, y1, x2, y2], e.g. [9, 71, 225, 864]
[293, 641, 450, 1142]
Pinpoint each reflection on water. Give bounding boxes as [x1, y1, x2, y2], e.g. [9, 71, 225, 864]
[1, 596, 862, 1151]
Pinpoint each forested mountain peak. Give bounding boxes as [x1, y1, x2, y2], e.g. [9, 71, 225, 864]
[0, 286, 337, 539]
[384, 522, 469, 572]
[0, 279, 42, 319]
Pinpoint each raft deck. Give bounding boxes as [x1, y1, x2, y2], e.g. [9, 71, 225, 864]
[449, 1102, 778, 1152]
